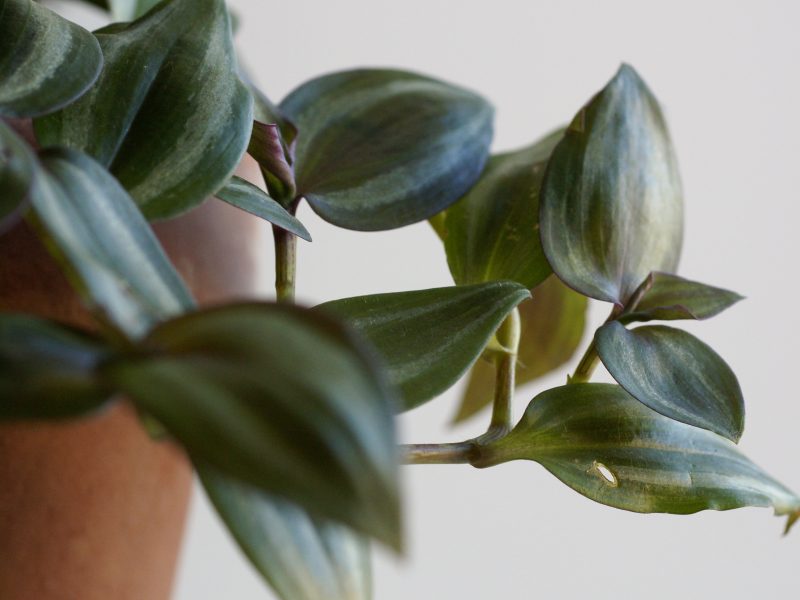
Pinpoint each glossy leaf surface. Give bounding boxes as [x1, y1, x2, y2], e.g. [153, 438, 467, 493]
[540, 64, 683, 305]
[596, 322, 744, 442]
[318, 282, 530, 411]
[105, 304, 401, 548]
[454, 276, 587, 422]
[443, 129, 561, 289]
[0, 314, 112, 418]
[280, 69, 493, 231]
[215, 176, 310, 241]
[0, 121, 36, 229]
[35, 0, 253, 219]
[0, 0, 103, 118]
[30, 149, 194, 337]
[202, 468, 371, 600]
[484, 384, 798, 526]
[620, 272, 743, 323]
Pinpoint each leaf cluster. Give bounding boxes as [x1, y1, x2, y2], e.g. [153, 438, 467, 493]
[0, 1, 796, 598]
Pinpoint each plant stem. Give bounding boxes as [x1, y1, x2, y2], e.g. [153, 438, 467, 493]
[400, 442, 475, 465]
[273, 224, 296, 304]
[486, 308, 520, 437]
[569, 304, 623, 384]
[569, 339, 599, 383]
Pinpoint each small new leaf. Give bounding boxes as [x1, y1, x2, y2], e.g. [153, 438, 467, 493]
[0, 0, 103, 118]
[317, 282, 530, 411]
[280, 69, 494, 231]
[596, 322, 744, 442]
[215, 176, 311, 241]
[0, 314, 113, 419]
[201, 468, 372, 600]
[479, 384, 798, 528]
[620, 272, 743, 324]
[104, 303, 401, 549]
[248, 121, 296, 203]
[540, 64, 684, 306]
[34, 0, 253, 219]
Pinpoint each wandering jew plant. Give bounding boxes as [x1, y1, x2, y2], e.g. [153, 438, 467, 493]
[1, 0, 797, 597]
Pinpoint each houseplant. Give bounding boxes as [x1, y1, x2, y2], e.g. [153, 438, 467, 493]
[1, 0, 798, 599]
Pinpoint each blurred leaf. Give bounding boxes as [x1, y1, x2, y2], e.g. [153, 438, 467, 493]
[248, 120, 296, 202]
[442, 129, 562, 289]
[620, 272, 743, 324]
[215, 176, 311, 241]
[317, 282, 530, 411]
[104, 303, 401, 548]
[34, 0, 253, 220]
[29, 148, 194, 337]
[0, 0, 103, 118]
[0, 121, 37, 231]
[454, 275, 587, 422]
[0, 314, 113, 418]
[596, 322, 744, 442]
[280, 68, 493, 231]
[202, 468, 372, 600]
[540, 64, 683, 306]
[480, 383, 799, 527]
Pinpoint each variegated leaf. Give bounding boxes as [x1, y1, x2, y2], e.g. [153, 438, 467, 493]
[34, 0, 253, 220]
[0, 0, 103, 118]
[478, 383, 799, 529]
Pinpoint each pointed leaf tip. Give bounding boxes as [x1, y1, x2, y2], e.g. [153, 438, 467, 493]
[540, 64, 683, 305]
[318, 281, 529, 411]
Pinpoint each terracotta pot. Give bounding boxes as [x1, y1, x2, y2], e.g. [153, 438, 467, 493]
[0, 156, 268, 599]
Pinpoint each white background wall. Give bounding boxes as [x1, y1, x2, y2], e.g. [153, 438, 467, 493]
[65, 0, 800, 598]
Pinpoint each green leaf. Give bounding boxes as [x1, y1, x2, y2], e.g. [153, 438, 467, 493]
[596, 322, 744, 442]
[540, 64, 683, 306]
[454, 275, 587, 423]
[29, 148, 194, 338]
[480, 383, 799, 527]
[0, 314, 113, 418]
[215, 176, 311, 241]
[34, 0, 253, 220]
[201, 468, 372, 600]
[280, 69, 494, 231]
[620, 271, 743, 324]
[317, 282, 530, 411]
[442, 129, 562, 289]
[0, 121, 37, 230]
[104, 303, 401, 549]
[0, 0, 103, 118]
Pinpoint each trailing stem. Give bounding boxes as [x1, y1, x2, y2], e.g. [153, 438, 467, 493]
[569, 303, 624, 383]
[273, 224, 297, 304]
[401, 308, 521, 465]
